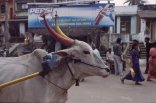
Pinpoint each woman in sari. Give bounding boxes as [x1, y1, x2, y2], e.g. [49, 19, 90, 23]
[121, 40, 145, 85]
[147, 42, 156, 81]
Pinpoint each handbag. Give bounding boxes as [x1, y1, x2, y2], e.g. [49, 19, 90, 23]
[130, 68, 135, 78]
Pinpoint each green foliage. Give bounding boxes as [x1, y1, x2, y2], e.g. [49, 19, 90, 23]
[124, 0, 148, 5]
[145, 27, 150, 34]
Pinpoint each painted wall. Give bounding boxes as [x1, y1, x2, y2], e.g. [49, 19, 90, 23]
[140, 19, 146, 33]
[116, 16, 120, 33]
[130, 16, 136, 34]
[115, 5, 137, 15]
[152, 21, 156, 41]
[19, 23, 25, 36]
[0, 0, 14, 21]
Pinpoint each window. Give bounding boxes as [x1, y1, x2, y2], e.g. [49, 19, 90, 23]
[0, 4, 5, 14]
[16, 3, 28, 11]
[22, 4, 28, 9]
[120, 16, 131, 34]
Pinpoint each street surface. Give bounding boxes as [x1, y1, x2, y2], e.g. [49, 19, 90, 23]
[67, 59, 156, 103]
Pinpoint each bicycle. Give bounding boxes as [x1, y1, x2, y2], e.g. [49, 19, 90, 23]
[0, 48, 8, 57]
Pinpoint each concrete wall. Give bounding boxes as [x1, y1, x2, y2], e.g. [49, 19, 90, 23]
[140, 19, 146, 33]
[100, 33, 109, 52]
[115, 5, 137, 15]
[0, 0, 14, 21]
[19, 23, 25, 36]
[152, 20, 156, 41]
[116, 17, 120, 33]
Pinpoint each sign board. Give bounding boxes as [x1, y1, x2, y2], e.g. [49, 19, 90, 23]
[28, 3, 115, 28]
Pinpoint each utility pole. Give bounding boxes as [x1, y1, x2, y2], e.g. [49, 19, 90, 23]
[4, 0, 10, 56]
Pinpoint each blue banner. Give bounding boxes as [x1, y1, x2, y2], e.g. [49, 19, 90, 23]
[28, 3, 115, 28]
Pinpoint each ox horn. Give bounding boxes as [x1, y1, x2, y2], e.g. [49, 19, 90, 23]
[54, 11, 71, 39]
[40, 12, 74, 47]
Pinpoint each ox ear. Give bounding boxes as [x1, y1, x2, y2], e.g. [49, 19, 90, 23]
[55, 51, 68, 57]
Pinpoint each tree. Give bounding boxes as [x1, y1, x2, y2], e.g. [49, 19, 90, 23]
[124, 0, 148, 5]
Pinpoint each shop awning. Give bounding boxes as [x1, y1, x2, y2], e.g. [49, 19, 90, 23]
[138, 10, 156, 18]
[0, 19, 27, 22]
[8, 19, 28, 22]
[28, 27, 99, 37]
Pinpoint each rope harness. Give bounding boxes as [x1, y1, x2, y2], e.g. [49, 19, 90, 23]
[40, 55, 110, 90]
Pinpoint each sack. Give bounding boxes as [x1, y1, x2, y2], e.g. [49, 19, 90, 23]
[42, 53, 60, 71]
[130, 68, 135, 78]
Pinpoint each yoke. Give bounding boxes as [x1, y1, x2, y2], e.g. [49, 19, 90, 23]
[0, 72, 40, 89]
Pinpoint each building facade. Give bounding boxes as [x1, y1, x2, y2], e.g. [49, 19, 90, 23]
[0, 0, 65, 43]
[138, 4, 156, 41]
[111, 5, 139, 43]
[0, 0, 14, 43]
[0, 0, 102, 43]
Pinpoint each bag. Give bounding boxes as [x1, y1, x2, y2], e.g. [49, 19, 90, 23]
[130, 68, 135, 78]
[42, 53, 59, 71]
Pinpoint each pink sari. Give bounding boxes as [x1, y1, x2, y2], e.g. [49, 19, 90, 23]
[148, 47, 156, 80]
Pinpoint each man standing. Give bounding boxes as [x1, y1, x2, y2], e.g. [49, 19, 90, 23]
[144, 37, 152, 74]
[106, 48, 114, 74]
[113, 38, 123, 76]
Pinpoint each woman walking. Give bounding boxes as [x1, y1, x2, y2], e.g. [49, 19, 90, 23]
[121, 40, 145, 85]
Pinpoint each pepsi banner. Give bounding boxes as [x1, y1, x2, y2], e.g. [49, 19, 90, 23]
[28, 3, 115, 28]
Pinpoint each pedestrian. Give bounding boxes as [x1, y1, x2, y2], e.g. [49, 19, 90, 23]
[147, 42, 156, 81]
[106, 48, 114, 73]
[113, 38, 123, 76]
[41, 35, 55, 52]
[23, 32, 33, 53]
[144, 37, 152, 74]
[55, 41, 62, 51]
[121, 40, 145, 85]
[91, 42, 102, 60]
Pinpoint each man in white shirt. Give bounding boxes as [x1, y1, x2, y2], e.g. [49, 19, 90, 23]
[106, 48, 114, 74]
[106, 48, 114, 62]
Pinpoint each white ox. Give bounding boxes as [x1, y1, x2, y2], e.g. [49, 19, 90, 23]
[0, 12, 109, 103]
